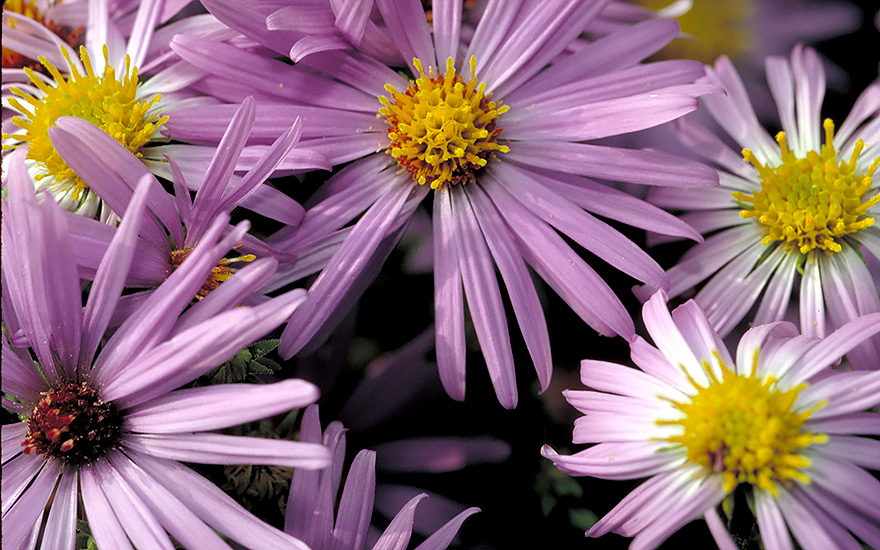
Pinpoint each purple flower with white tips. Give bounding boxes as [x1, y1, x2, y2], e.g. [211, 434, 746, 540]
[1, 150, 331, 550]
[170, 0, 719, 408]
[286, 405, 479, 550]
[543, 290, 880, 549]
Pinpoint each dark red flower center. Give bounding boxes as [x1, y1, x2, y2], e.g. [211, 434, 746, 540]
[22, 382, 122, 464]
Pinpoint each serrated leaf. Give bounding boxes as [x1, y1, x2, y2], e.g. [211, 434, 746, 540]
[196, 340, 285, 386]
[249, 339, 280, 359]
[253, 357, 281, 372]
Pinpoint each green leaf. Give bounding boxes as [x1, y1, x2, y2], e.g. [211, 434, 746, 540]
[196, 340, 284, 386]
[249, 339, 280, 359]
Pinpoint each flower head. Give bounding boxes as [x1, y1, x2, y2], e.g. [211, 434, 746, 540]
[543, 291, 880, 549]
[1, 150, 331, 549]
[46, 96, 318, 313]
[5, 45, 168, 216]
[1, 0, 226, 219]
[643, 45, 880, 369]
[170, 0, 719, 407]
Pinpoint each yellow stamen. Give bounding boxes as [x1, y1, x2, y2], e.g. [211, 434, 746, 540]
[378, 56, 509, 190]
[170, 248, 257, 300]
[2, 45, 168, 205]
[658, 355, 826, 496]
[733, 119, 879, 255]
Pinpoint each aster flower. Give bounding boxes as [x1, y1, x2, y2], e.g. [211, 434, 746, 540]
[1, 0, 245, 220]
[287, 404, 480, 550]
[169, 0, 718, 407]
[1, 151, 332, 549]
[639, 45, 880, 368]
[542, 290, 880, 549]
[46, 97, 325, 319]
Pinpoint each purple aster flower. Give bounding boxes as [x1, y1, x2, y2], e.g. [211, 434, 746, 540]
[639, 45, 880, 368]
[542, 290, 880, 549]
[1, 150, 332, 549]
[287, 404, 479, 550]
[1, 0, 237, 219]
[46, 97, 326, 319]
[169, 0, 718, 407]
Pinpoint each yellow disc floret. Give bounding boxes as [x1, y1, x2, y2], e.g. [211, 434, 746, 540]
[660, 355, 826, 495]
[379, 56, 509, 190]
[170, 247, 256, 300]
[3, 45, 168, 203]
[733, 119, 879, 254]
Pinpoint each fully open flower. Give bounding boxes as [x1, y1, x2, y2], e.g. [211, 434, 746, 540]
[542, 290, 880, 549]
[168, 0, 718, 407]
[642, 45, 880, 369]
[1, 151, 331, 549]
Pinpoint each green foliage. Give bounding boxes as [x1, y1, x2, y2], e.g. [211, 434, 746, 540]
[195, 340, 282, 386]
[76, 520, 98, 550]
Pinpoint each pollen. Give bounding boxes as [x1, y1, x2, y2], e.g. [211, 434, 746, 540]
[379, 56, 509, 190]
[170, 247, 257, 299]
[659, 355, 826, 496]
[2, 45, 168, 204]
[733, 119, 879, 254]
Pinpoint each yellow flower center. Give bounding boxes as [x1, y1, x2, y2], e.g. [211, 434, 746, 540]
[170, 248, 256, 299]
[660, 356, 826, 495]
[3, 45, 168, 203]
[733, 119, 879, 254]
[379, 57, 509, 190]
[632, 0, 756, 64]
